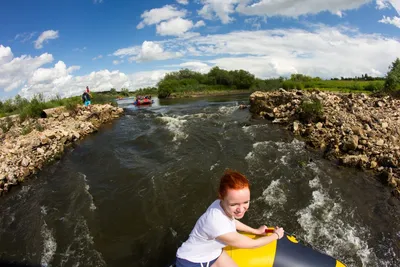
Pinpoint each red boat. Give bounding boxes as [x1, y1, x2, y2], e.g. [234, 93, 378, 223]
[134, 98, 154, 105]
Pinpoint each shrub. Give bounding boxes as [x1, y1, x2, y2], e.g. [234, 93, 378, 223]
[297, 98, 324, 123]
[21, 125, 33, 135]
[35, 123, 44, 132]
[0, 116, 14, 133]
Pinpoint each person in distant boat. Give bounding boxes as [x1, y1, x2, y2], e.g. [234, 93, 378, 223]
[82, 90, 91, 107]
[175, 169, 284, 267]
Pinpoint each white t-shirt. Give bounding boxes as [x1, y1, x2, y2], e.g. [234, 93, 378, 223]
[176, 199, 237, 262]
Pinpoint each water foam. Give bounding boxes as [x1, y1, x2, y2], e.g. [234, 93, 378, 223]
[261, 180, 287, 206]
[40, 220, 57, 267]
[81, 174, 96, 211]
[59, 217, 106, 267]
[210, 162, 219, 171]
[296, 175, 373, 267]
[218, 105, 238, 115]
[157, 116, 188, 142]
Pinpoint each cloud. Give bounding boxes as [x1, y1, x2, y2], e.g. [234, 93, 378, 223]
[176, 0, 189, 4]
[29, 61, 79, 84]
[19, 68, 172, 100]
[165, 61, 212, 73]
[93, 0, 103, 3]
[198, 0, 240, 24]
[73, 47, 87, 52]
[112, 60, 124, 65]
[92, 55, 103, 60]
[159, 25, 400, 79]
[0, 45, 54, 92]
[137, 5, 187, 29]
[379, 15, 400, 28]
[376, 0, 390, 9]
[34, 30, 59, 49]
[389, 0, 400, 14]
[194, 20, 206, 28]
[236, 0, 370, 18]
[156, 17, 194, 36]
[14, 32, 36, 43]
[113, 41, 182, 62]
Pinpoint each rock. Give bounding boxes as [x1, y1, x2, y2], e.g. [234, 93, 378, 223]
[370, 161, 378, 169]
[316, 122, 323, 130]
[21, 167, 30, 178]
[352, 126, 364, 137]
[21, 158, 30, 167]
[376, 139, 384, 146]
[37, 147, 45, 154]
[293, 121, 300, 132]
[40, 135, 50, 145]
[45, 131, 56, 139]
[340, 155, 369, 168]
[382, 122, 388, 129]
[342, 135, 359, 151]
[379, 156, 398, 168]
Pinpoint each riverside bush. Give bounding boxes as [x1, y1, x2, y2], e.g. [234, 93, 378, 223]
[297, 98, 324, 123]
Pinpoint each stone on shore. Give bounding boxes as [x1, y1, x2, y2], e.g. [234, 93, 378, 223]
[249, 90, 400, 200]
[0, 104, 124, 196]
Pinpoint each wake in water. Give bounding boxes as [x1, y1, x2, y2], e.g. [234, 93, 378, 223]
[296, 170, 373, 267]
[80, 173, 97, 211]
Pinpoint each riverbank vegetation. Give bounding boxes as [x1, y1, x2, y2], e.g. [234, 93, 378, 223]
[1, 58, 399, 119]
[156, 58, 399, 98]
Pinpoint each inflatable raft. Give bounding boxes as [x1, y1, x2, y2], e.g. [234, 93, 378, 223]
[134, 99, 154, 105]
[223, 231, 346, 267]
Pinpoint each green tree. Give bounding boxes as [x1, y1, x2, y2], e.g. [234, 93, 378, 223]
[121, 88, 130, 96]
[110, 88, 117, 95]
[384, 58, 400, 91]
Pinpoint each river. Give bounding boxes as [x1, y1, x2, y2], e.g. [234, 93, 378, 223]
[0, 94, 399, 267]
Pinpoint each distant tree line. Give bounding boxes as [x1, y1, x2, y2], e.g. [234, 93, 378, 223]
[1, 58, 399, 119]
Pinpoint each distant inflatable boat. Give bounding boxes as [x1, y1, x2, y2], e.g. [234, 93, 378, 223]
[223, 231, 346, 267]
[134, 99, 154, 105]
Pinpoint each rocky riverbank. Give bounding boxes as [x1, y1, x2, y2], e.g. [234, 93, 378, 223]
[249, 90, 400, 200]
[0, 104, 124, 196]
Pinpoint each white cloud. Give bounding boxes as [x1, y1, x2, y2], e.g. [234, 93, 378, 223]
[236, 0, 370, 18]
[389, 0, 400, 14]
[92, 55, 103, 60]
[14, 32, 36, 43]
[167, 61, 211, 73]
[73, 47, 87, 52]
[112, 60, 124, 65]
[0, 45, 54, 92]
[137, 5, 187, 29]
[376, 0, 390, 9]
[379, 15, 400, 28]
[34, 30, 59, 49]
[194, 20, 206, 28]
[198, 0, 240, 24]
[163, 25, 400, 79]
[176, 0, 189, 5]
[113, 41, 182, 63]
[19, 68, 172, 100]
[156, 17, 194, 36]
[29, 61, 79, 84]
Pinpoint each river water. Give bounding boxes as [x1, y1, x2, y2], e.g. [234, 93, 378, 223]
[0, 95, 399, 267]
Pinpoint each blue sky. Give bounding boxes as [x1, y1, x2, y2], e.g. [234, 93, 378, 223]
[0, 0, 399, 100]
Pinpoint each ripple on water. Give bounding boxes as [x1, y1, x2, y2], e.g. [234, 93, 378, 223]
[80, 173, 97, 211]
[40, 219, 57, 267]
[156, 116, 188, 142]
[296, 175, 374, 267]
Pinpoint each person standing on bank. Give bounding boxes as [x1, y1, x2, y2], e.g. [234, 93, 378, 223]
[175, 169, 284, 267]
[82, 90, 91, 107]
